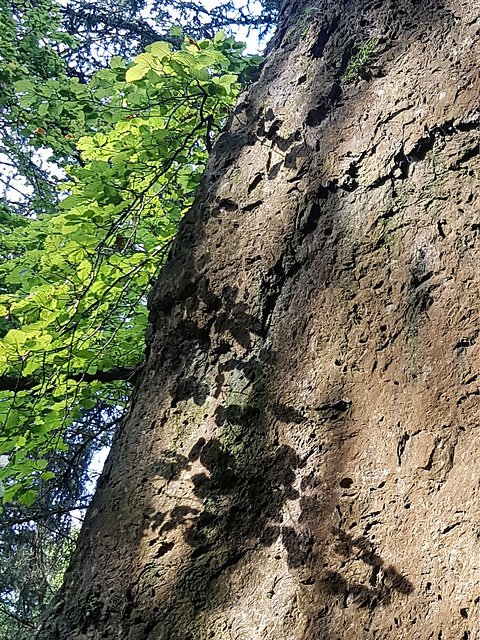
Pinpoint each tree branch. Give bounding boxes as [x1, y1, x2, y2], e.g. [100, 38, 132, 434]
[0, 604, 36, 629]
[0, 363, 144, 393]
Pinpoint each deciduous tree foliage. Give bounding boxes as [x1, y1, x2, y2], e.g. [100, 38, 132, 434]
[0, 0, 77, 215]
[1, 23, 260, 506]
[0, 2, 262, 632]
[1, 0, 273, 213]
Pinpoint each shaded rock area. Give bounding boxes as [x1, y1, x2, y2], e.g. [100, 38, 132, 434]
[36, 0, 480, 638]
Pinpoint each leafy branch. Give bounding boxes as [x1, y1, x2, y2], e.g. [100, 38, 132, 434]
[0, 31, 262, 505]
[0, 364, 143, 393]
[345, 37, 378, 84]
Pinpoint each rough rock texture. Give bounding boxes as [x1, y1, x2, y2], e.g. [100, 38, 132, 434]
[36, 0, 480, 638]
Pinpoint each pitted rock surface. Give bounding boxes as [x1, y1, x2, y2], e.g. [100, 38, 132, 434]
[36, 0, 480, 639]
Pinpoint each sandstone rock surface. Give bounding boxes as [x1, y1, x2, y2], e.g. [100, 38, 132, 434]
[36, 0, 480, 638]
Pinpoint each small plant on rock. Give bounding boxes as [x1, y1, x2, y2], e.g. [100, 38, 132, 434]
[345, 37, 378, 84]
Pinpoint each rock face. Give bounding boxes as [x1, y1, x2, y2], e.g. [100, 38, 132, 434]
[36, 0, 480, 638]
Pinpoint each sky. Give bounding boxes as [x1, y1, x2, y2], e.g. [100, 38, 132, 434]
[194, 0, 267, 53]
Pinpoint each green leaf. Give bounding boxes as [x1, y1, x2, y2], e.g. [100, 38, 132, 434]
[3, 329, 27, 349]
[168, 59, 187, 78]
[217, 74, 238, 86]
[126, 54, 153, 82]
[169, 25, 183, 37]
[3, 484, 20, 504]
[173, 51, 197, 68]
[189, 66, 210, 82]
[14, 79, 34, 92]
[15, 436, 27, 448]
[77, 259, 92, 282]
[149, 42, 171, 58]
[19, 489, 37, 506]
[75, 349, 96, 360]
[110, 56, 125, 69]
